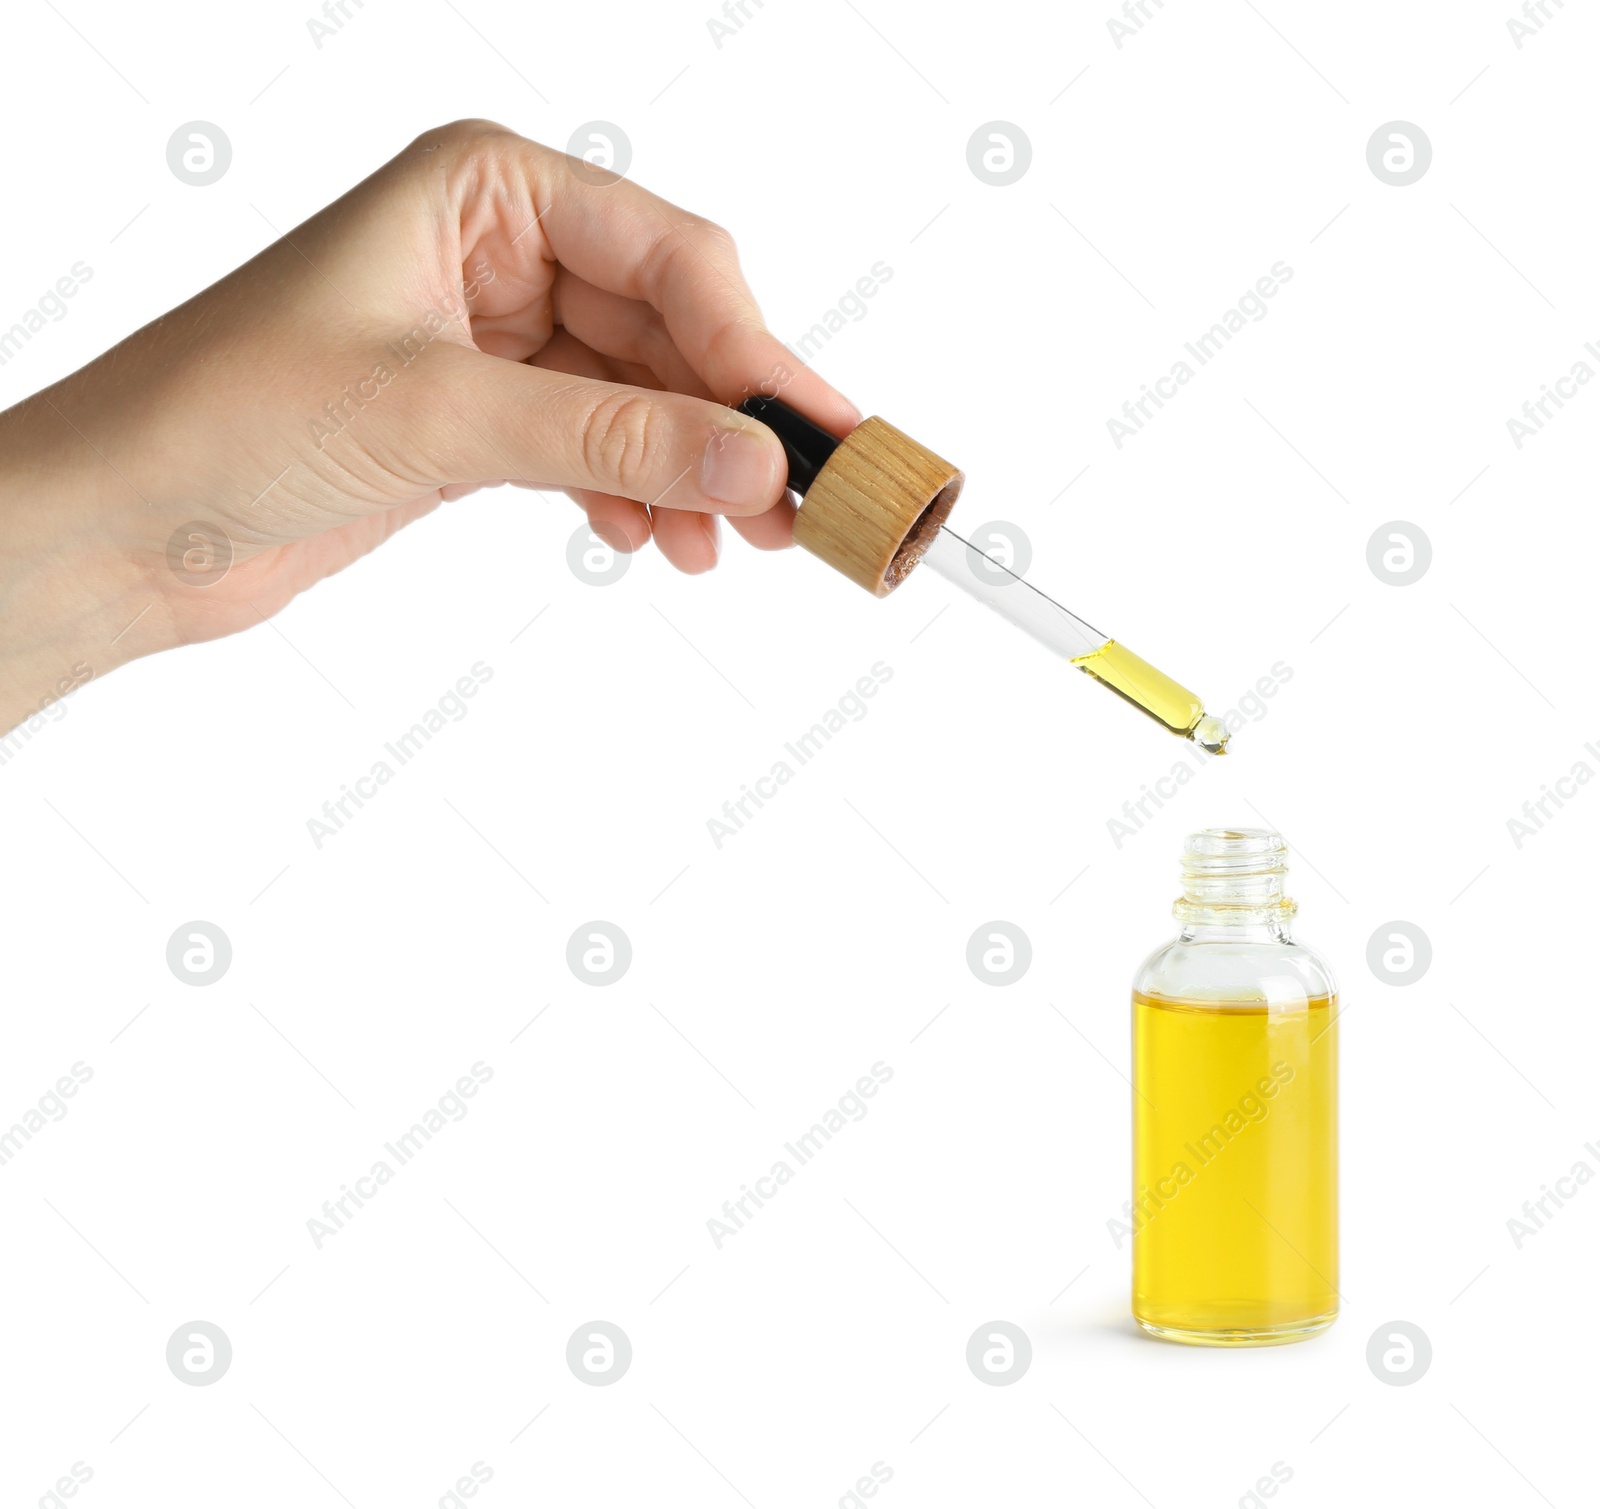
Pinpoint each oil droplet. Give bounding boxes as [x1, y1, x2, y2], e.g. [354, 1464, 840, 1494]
[1191, 714, 1229, 755]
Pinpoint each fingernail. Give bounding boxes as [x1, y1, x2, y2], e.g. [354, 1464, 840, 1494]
[700, 426, 780, 508]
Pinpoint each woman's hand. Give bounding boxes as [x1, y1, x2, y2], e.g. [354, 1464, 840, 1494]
[0, 120, 858, 731]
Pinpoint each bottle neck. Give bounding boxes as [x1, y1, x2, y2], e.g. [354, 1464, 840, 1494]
[1172, 828, 1297, 944]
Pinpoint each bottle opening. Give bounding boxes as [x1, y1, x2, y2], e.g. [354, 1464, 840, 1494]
[1176, 827, 1296, 924]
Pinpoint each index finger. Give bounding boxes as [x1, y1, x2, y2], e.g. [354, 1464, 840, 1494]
[520, 138, 863, 438]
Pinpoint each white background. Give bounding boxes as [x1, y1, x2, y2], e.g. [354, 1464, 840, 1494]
[2, 1, 1596, 1505]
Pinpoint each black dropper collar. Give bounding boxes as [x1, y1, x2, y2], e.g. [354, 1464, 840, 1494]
[737, 396, 841, 495]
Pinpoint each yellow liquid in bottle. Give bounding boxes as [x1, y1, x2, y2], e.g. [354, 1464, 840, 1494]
[1132, 992, 1338, 1345]
[1071, 641, 1208, 740]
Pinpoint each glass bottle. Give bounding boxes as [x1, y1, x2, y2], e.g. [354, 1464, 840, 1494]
[1130, 828, 1339, 1345]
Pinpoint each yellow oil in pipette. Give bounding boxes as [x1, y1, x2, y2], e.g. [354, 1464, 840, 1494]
[915, 526, 1230, 753]
[1072, 641, 1229, 753]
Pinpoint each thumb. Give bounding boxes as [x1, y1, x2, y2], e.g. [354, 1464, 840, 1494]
[420, 345, 789, 516]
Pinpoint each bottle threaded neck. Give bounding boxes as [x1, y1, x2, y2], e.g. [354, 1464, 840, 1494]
[1174, 827, 1297, 926]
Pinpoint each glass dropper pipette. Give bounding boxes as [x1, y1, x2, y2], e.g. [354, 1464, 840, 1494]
[919, 525, 1229, 753]
[735, 394, 1229, 753]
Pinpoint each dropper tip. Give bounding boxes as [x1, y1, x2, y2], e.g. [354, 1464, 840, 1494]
[1190, 714, 1229, 755]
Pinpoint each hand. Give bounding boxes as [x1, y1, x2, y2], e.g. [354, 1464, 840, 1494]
[0, 119, 859, 732]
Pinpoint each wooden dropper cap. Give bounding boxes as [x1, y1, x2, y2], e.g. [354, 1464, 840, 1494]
[738, 396, 964, 597]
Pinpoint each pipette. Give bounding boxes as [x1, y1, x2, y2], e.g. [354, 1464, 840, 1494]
[737, 396, 1229, 753]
